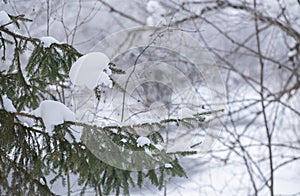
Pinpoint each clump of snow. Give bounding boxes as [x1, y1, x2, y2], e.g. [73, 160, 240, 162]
[40, 36, 60, 48]
[33, 100, 75, 134]
[144, 148, 152, 156]
[0, 10, 14, 31]
[0, 95, 16, 113]
[164, 163, 173, 169]
[288, 49, 297, 57]
[137, 136, 151, 147]
[153, 144, 164, 151]
[0, 95, 36, 126]
[69, 52, 112, 90]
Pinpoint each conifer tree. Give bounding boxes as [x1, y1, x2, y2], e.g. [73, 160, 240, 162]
[0, 12, 219, 195]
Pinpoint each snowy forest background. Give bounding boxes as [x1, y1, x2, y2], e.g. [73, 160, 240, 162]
[0, 0, 300, 195]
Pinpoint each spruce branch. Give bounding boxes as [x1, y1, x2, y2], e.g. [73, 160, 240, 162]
[13, 109, 224, 136]
[0, 25, 39, 45]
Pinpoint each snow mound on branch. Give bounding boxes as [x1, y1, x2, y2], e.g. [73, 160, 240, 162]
[164, 163, 173, 168]
[0, 95, 16, 113]
[137, 136, 151, 147]
[33, 100, 75, 134]
[288, 49, 297, 57]
[69, 52, 112, 90]
[40, 36, 60, 48]
[0, 10, 14, 31]
[0, 95, 35, 127]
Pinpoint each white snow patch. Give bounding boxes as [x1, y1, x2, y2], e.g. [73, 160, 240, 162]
[17, 111, 34, 127]
[69, 52, 112, 90]
[137, 136, 151, 147]
[40, 36, 60, 48]
[153, 144, 164, 151]
[1, 95, 16, 113]
[288, 49, 297, 57]
[146, 17, 155, 26]
[33, 100, 75, 134]
[164, 163, 173, 168]
[22, 72, 30, 85]
[144, 148, 152, 156]
[1, 101, 36, 135]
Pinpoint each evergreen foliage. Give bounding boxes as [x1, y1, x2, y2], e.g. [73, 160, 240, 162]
[0, 14, 217, 195]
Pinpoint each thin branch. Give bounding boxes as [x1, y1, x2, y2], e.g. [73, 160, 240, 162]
[254, 0, 274, 195]
[97, 0, 144, 25]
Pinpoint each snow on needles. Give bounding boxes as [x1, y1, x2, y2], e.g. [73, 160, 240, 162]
[164, 163, 173, 169]
[40, 36, 60, 48]
[0, 95, 16, 113]
[137, 136, 151, 147]
[0, 95, 35, 126]
[33, 100, 75, 134]
[69, 52, 112, 90]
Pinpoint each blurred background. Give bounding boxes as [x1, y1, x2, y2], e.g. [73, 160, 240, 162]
[1, 0, 299, 195]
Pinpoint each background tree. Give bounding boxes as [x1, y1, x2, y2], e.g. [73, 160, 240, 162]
[1, 0, 300, 195]
[0, 3, 210, 196]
